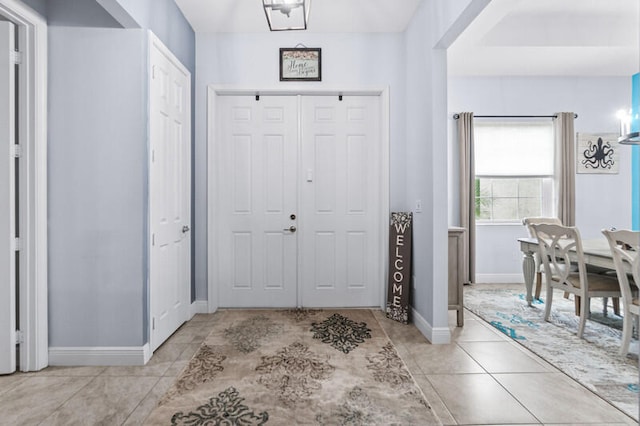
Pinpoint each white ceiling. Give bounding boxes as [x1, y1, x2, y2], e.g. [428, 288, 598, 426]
[448, 0, 640, 76]
[175, 0, 640, 76]
[174, 0, 423, 34]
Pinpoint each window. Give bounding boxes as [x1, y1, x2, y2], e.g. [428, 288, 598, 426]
[474, 121, 554, 222]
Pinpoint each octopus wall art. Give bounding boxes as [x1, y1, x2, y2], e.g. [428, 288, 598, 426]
[576, 133, 619, 174]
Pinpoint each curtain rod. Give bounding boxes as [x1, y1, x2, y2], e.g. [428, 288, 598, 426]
[453, 113, 578, 119]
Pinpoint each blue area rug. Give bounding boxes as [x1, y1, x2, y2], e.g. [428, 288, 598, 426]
[465, 284, 639, 420]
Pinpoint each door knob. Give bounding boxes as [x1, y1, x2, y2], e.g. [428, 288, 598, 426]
[182, 225, 190, 233]
[283, 225, 297, 233]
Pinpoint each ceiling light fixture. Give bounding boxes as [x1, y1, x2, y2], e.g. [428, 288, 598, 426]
[619, 132, 640, 145]
[617, 109, 640, 145]
[263, 0, 310, 31]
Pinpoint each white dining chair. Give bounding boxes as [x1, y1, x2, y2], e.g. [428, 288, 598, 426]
[602, 229, 640, 356]
[523, 217, 563, 300]
[530, 223, 622, 338]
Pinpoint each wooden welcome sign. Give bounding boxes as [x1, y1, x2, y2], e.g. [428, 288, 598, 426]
[386, 212, 412, 324]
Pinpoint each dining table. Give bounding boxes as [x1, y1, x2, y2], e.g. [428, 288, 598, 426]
[517, 236, 617, 307]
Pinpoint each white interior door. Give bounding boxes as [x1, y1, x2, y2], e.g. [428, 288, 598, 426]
[217, 95, 299, 308]
[0, 21, 16, 375]
[300, 96, 382, 307]
[149, 35, 191, 351]
[215, 94, 383, 308]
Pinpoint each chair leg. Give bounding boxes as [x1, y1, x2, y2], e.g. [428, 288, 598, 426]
[544, 284, 553, 321]
[620, 311, 634, 356]
[603, 297, 619, 316]
[574, 296, 581, 316]
[577, 296, 588, 338]
[534, 272, 542, 300]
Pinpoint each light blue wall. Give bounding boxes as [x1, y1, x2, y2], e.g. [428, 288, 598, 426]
[47, 0, 120, 27]
[403, 0, 460, 333]
[194, 31, 406, 301]
[19, 0, 45, 17]
[113, 0, 194, 75]
[46, 0, 197, 349]
[48, 27, 148, 346]
[429, 0, 482, 44]
[404, 1, 435, 327]
[110, 0, 197, 299]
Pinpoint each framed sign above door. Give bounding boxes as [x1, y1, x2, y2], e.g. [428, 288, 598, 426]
[279, 47, 321, 81]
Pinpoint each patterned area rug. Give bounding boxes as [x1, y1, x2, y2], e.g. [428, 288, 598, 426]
[465, 284, 639, 420]
[145, 309, 441, 425]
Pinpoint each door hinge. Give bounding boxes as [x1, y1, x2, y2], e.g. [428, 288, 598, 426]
[152, 234, 155, 246]
[15, 330, 24, 344]
[11, 145, 22, 158]
[11, 50, 22, 65]
[13, 237, 22, 251]
[152, 317, 155, 330]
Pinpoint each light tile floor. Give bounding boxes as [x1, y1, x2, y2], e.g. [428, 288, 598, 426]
[0, 309, 637, 425]
[374, 309, 638, 426]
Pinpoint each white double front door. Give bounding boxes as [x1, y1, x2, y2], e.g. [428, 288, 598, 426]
[215, 94, 383, 308]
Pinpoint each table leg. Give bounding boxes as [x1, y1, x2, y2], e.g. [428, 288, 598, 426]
[522, 249, 536, 307]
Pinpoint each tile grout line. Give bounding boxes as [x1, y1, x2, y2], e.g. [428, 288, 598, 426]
[120, 319, 218, 425]
[36, 374, 102, 425]
[374, 311, 461, 425]
[371, 310, 451, 425]
[462, 307, 638, 424]
[120, 376, 163, 425]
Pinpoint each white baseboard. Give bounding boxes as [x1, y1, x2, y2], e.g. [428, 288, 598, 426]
[475, 273, 524, 284]
[411, 308, 451, 344]
[189, 300, 209, 318]
[48, 344, 151, 366]
[49, 301, 210, 368]
[430, 326, 452, 344]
